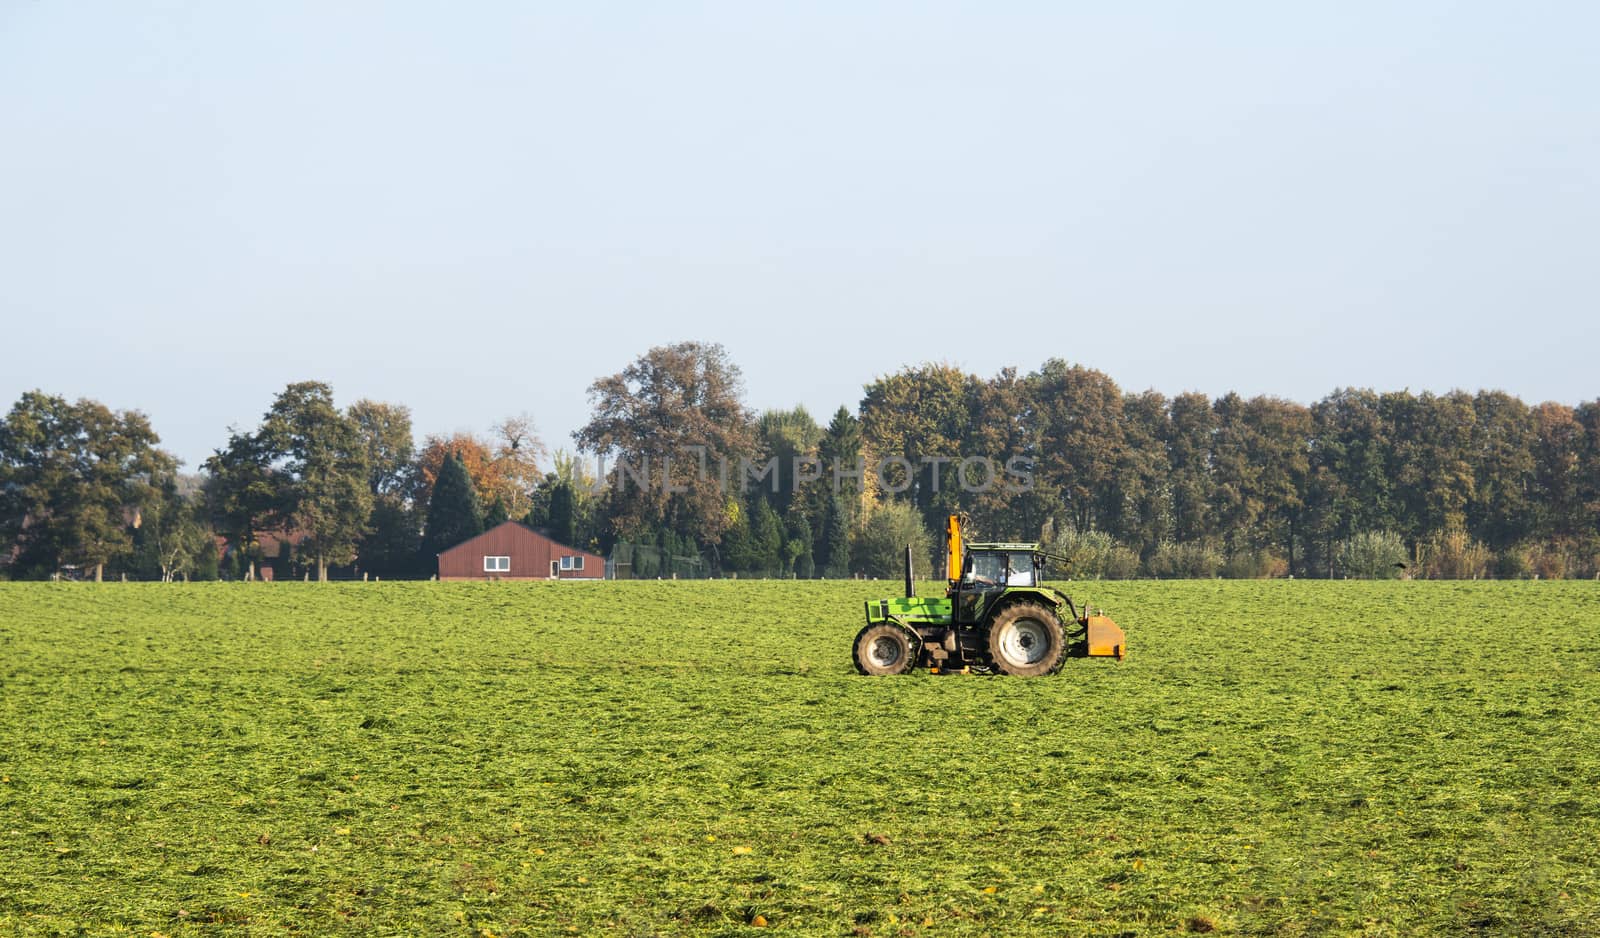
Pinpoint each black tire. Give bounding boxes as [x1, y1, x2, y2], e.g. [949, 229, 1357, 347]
[853, 623, 919, 676]
[985, 602, 1067, 677]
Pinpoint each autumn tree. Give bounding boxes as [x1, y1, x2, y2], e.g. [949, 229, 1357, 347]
[859, 363, 979, 528]
[1467, 391, 1535, 551]
[1385, 391, 1476, 544]
[491, 413, 547, 517]
[1106, 389, 1172, 554]
[417, 434, 501, 508]
[963, 368, 1049, 540]
[576, 341, 755, 550]
[416, 418, 544, 522]
[1530, 402, 1585, 541]
[1163, 392, 1217, 545]
[1025, 360, 1125, 534]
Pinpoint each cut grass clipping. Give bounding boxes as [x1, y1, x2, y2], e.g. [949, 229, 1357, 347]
[1, 580, 1597, 935]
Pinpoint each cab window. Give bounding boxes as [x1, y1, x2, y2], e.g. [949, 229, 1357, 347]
[966, 552, 1007, 586]
[1007, 553, 1035, 586]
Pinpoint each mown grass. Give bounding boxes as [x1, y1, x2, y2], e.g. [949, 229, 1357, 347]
[1, 580, 1597, 936]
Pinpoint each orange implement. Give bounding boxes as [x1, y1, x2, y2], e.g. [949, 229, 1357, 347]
[1085, 614, 1127, 659]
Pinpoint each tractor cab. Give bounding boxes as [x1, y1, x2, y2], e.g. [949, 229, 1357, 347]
[952, 542, 1047, 625]
[961, 546, 1040, 588]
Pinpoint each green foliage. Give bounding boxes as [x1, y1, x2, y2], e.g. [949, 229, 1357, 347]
[1045, 528, 1139, 580]
[747, 498, 783, 575]
[1026, 359, 1126, 534]
[2, 581, 1598, 935]
[718, 496, 784, 575]
[1337, 530, 1409, 579]
[203, 429, 278, 576]
[258, 382, 374, 581]
[1147, 540, 1224, 579]
[1417, 522, 1494, 580]
[125, 479, 214, 582]
[576, 342, 755, 548]
[420, 454, 483, 565]
[820, 495, 852, 578]
[527, 451, 601, 551]
[818, 406, 862, 503]
[482, 496, 510, 529]
[850, 501, 934, 579]
[346, 399, 416, 499]
[19, 353, 1600, 585]
[273, 538, 297, 581]
[192, 534, 219, 581]
[610, 528, 708, 579]
[1162, 391, 1220, 544]
[1221, 548, 1286, 580]
[785, 511, 814, 578]
[717, 498, 752, 573]
[756, 406, 823, 517]
[547, 480, 577, 547]
[358, 497, 421, 579]
[0, 390, 176, 579]
[859, 364, 983, 529]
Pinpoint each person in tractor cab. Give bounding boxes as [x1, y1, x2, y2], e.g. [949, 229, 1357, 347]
[965, 551, 1007, 587]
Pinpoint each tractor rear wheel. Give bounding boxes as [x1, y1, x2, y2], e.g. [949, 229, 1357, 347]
[853, 623, 918, 676]
[986, 603, 1067, 677]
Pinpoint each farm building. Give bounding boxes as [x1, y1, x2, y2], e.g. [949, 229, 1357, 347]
[216, 529, 308, 582]
[437, 521, 604, 581]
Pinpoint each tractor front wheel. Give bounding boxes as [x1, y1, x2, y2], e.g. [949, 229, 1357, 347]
[853, 623, 919, 676]
[986, 603, 1067, 677]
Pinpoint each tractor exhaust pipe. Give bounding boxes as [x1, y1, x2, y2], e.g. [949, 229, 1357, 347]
[904, 545, 914, 599]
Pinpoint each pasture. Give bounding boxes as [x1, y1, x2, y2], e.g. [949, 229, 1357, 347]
[1, 580, 1597, 936]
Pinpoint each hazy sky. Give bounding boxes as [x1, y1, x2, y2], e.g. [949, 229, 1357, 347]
[3, 2, 1595, 470]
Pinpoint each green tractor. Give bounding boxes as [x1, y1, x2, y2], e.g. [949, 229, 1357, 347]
[852, 515, 1127, 677]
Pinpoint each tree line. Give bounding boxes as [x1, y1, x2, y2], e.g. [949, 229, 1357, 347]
[4, 342, 1598, 581]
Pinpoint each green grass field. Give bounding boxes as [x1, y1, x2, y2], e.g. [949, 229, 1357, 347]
[2, 580, 1598, 936]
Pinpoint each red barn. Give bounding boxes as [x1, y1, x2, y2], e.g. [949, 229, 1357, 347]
[436, 521, 604, 581]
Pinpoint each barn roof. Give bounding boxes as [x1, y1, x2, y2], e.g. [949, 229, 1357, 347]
[437, 520, 601, 560]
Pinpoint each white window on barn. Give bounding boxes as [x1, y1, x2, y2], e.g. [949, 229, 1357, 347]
[559, 555, 584, 571]
[484, 555, 510, 572]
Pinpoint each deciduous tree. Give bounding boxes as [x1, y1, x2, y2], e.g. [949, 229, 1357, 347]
[246, 382, 373, 581]
[576, 342, 755, 548]
[0, 391, 175, 580]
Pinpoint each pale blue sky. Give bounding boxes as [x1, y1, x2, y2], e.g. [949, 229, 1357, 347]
[3, 2, 1596, 470]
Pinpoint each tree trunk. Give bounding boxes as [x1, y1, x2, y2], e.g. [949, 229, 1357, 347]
[94, 563, 103, 582]
[318, 554, 327, 582]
